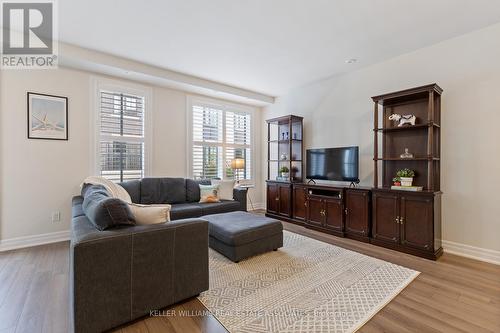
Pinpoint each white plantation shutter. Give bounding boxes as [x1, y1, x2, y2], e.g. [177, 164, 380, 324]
[99, 91, 145, 182]
[191, 102, 252, 180]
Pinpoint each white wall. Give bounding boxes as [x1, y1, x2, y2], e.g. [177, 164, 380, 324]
[0, 68, 264, 242]
[263, 23, 500, 253]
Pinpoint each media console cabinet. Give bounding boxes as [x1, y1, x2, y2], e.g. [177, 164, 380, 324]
[266, 182, 442, 260]
[266, 84, 443, 260]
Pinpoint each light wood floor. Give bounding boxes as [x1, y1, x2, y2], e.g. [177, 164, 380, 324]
[0, 220, 499, 333]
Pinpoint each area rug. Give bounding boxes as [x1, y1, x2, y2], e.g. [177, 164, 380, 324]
[198, 230, 419, 333]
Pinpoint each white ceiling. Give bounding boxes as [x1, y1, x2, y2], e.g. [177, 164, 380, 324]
[59, 0, 500, 96]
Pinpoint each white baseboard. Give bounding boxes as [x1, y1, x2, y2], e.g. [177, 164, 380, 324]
[0, 230, 70, 252]
[442, 240, 500, 266]
[248, 202, 265, 211]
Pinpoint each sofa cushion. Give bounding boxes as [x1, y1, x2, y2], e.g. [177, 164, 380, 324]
[211, 179, 235, 200]
[129, 203, 171, 224]
[196, 201, 241, 216]
[199, 184, 221, 203]
[185, 179, 211, 202]
[119, 180, 141, 204]
[72, 196, 85, 218]
[140, 178, 186, 204]
[202, 211, 283, 246]
[81, 185, 136, 231]
[170, 203, 203, 220]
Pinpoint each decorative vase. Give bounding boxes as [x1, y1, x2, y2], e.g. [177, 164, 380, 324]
[400, 177, 413, 187]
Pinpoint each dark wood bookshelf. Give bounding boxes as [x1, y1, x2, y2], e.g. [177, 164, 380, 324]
[374, 123, 440, 132]
[266, 115, 304, 183]
[373, 157, 440, 161]
[373, 84, 442, 191]
[371, 83, 443, 260]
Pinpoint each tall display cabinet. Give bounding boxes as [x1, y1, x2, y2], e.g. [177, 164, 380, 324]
[371, 84, 443, 260]
[265, 115, 303, 218]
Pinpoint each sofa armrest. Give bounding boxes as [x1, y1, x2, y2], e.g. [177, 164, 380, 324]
[233, 187, 248, 211]
[70, 218, 209, 333]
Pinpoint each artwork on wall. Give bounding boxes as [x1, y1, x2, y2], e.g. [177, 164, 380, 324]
[27, 92, 68, 140]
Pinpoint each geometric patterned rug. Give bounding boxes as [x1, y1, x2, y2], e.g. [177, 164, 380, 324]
[198, 231, 419, 333]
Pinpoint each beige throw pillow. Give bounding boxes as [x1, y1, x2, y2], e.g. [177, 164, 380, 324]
[199, 184, 220, 203]
[211, 179, 235, 201]
[129, 203, 171, 225]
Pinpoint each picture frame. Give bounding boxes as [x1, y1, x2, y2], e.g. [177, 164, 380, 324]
[27, 92, 68, 140]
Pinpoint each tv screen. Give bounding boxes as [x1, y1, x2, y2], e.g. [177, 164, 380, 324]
[306, 147, 359, 182]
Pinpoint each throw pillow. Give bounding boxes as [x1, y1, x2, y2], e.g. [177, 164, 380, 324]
[129, 203, 171, 225]
[199, 184, 220, 203]
[211, 179, 235, 200]
[82, 185, 136, 230]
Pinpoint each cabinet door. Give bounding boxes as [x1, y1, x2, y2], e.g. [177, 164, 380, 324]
[324, 198, 343, 232]
[372, 192, 400, 243]
[266, 183, 279, 214]
[400, 195, 434, 251]
[345, 190, 370, 236]
[307, 196, 324, 227]
[278, 184, 292, 217]
[292, 186, 307, 221]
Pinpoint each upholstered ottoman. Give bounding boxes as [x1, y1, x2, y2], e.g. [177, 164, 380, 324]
[202, 211, 283, 262]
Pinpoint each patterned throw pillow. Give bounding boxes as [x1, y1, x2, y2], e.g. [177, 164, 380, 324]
[199, 184, 221, 203]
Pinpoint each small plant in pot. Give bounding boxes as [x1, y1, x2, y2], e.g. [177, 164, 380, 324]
[392, 177, 401, 186]
[279, 166, 290, 179]
[396, 168, 415, 187]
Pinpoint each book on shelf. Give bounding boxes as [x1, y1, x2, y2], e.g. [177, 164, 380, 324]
[391, 185, 423, 192]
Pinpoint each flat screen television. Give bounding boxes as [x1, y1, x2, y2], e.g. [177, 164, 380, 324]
[306, 146, 359, 183]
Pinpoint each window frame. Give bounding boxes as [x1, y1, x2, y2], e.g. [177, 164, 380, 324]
[186, 95, 255, 182]
[91, 78, 153, 181]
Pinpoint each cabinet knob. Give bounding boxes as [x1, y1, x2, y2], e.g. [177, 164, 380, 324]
[345, 208, 348, 215]
[304, 201, 308, 207]
[424, 244, 429, 249]
[392, 237, 397, 241]
[400, 217, 404, 224]
[275, 197, 279, 201]
[395, 216, 400, 224]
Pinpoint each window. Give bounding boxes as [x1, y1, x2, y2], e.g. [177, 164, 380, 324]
[190, 99, 253, 181]
[96, 85, 149, 182]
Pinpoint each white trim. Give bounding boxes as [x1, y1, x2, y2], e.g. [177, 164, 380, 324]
[443, 240, 500, 266]
[186, 95, 256, 181]
[248, 202, 266, 211]
[0, 231, 70, 252]
[91, 77, 153, 178]
[60, 43, 274, 106]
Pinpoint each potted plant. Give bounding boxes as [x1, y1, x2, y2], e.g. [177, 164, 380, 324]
[279, 166, 290, 179]
[392, 177, 401, 186]
[396, 168, 415, 187]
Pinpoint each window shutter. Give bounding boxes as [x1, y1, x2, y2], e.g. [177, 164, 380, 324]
[192, 105, 223, 179]
[191, 101, 252, 181]
[99, 91, 145, 182]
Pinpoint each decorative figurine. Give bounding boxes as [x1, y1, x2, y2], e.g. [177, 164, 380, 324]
[280, 153, 288, 161]
[400, 148, 414, 159]
[389, 113, 416, 127]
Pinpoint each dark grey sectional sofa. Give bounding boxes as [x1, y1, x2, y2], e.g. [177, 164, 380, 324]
[70, 177, 247, 333]
[120, 177, 248, 219]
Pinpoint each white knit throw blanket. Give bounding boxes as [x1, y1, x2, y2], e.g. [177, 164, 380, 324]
[82, 176, 132, 203]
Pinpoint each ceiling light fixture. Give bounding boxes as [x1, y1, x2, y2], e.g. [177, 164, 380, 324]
[345, 58, 358, 64]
